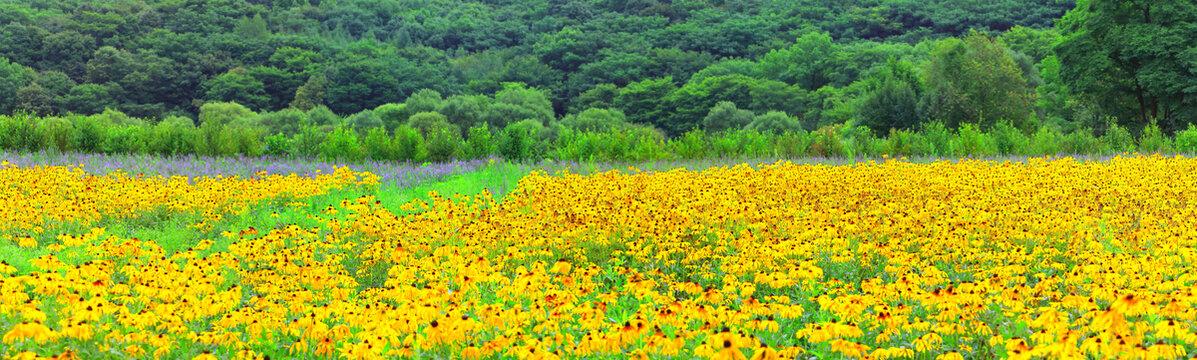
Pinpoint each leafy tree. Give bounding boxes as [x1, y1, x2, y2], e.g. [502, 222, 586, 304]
[746, 111, 802, 134]
[292, 73, 329, 112]
[614, 77, 678, 134]
[373, 103, 408, 133]
[921, 32, 1037, 131]
[857, 58, 924, 133]
[0, 57, 35, 114]
[63, 84, 116, 115]
[404, 89, 444, 116]
[346, 110, 384, 132]
[437, 95, 488, 135]
[16, 83, 54, 115]
[758, 31, 837, 90]
[1056, 0, 1197, 130]
[560, 108, 628, 132]
[203, 68, 270, 110]
[703, 101, 755, 133]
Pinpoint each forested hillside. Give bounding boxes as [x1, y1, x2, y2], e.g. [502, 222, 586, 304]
[0, 0, 1193, 151]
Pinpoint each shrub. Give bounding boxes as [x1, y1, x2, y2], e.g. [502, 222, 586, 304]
[425, 127, 461, 162]
[954, 123, 995, 157]
[263, 132, 293, 157]
[703, 101, 754, 133]
[37, 116, 75, 152]
[392, 125, 427, 163]
[1138, 121, 1172, 154]
[1173, 124, 1197, 154]
[669, 129, 708, 159]
[990, 121, 1029, 155]
[745, 111, 802, 134]
[362, 127, 394, 160]
[1061, 128, 1101, 154]
[1100, 122, 1135, 155]
[319, 126, 365, 161]
[920, 121, 954, 157]
[560, 108, 627, 133]
[775, 130, 813, 157]
[461, 125, 494, 159]
[1028, 126, 1062, 156]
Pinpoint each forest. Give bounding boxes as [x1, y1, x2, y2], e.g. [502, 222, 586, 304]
[0, 0, 1194, 159]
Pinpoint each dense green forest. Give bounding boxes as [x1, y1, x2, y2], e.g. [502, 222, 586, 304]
[0, 0, 1194, 158]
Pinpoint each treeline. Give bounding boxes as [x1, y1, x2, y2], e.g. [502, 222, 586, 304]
[0, 0, 1192, 147]
[0, 0, 1076, 121]
[3, 106, 1194, 164]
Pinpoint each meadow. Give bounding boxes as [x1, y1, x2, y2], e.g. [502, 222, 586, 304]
[2, 154, 1196, 360]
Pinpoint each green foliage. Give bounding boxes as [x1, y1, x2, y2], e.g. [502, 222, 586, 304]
[990, 121, 1030, 155]
[1100, 122, 1136, 154]
[203, 68, 269, 110]
[362, 127, 394, 161]
[560, 108, 627, 133]
[746, 111, 802, 134]
[392, 125, 427, 163]
[1173, 125, 1197, 154]
[263, 133, 294, 157]
[461, 126, 495, 159]
[320, 127, 365, 162]
[1028, 126, 1063, 156]
[1138, 121, 1172, 154]
[702, 102, 754, 133]
[373, 103, 408, 133]
[1056, 0, 1197, 130]
[920, 121, 955, 157]
[497, 120, 543, 162]
[922, 32, 1037, 132]
[346, 110, 384, 133]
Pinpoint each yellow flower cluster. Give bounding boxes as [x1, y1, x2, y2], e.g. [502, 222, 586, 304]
[0, 161, 379, 236]
[3, 155, 1197, 360]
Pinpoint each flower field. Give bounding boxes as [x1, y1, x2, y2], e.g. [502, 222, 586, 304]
[3, 156, 1197, 360]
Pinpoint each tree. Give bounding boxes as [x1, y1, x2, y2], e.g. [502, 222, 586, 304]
[63, 84, 116, 115]
[291, 73, 328, 112]
[857, 58, 924, 133]
[921, 33, 1037, 131]
[16, 83, 54, 115]
[746, 111, 802, 134]
[0, 57, 35, 114]
[203, 67, 270, 110]
[560, 108, 628, 132]
[614, 77, 678, 134]
[437, 95, 488, 135]
[1056, 0, 1197, 130]
[703, 101, 755, 133]
[758, 31, 837, 90]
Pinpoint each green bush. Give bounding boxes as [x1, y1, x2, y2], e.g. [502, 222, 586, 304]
[1100, 122, 1135, 155]
[990, 121, 1029, 155]
[775, 130, 814, 157]
[1028, 126, 1063, 156]
[1173, 124, 1197, 154]
[263, 132, 293, 157]
[37, 116, 75, 152]
[1061, 128, 1102, 154]
[920, 121, 954, 157]
[392, 125, 427, 163]
[954, 123, 995, 157]
[497, 121, 543, 162]
[362, 127, 394, 160]
[319, 126, 365, 161]
[461, 125, 494, 159]
[425, 127, 461, 162]
[669, 129, 708, 159]
[1138, 121, 1172, 154]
